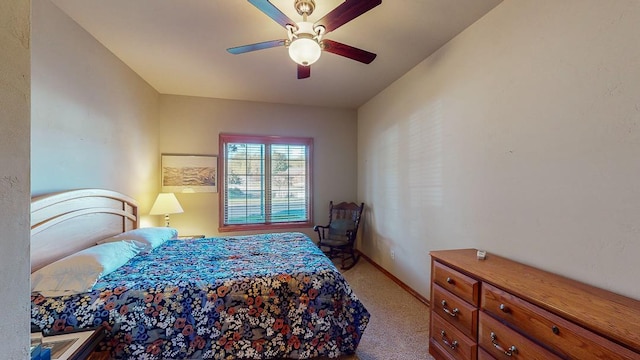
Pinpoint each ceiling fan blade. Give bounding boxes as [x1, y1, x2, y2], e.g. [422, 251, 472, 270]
[322, 39, 377, 64]
[315, 0, 382, 33]
[227, 39, 286, 54]
[248, 0, 297, 29]
[298, 65, 311, 79]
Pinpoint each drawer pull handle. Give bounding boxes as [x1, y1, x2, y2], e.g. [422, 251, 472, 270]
[552, 325, 560, 335]
[440, 330, 459, 350]
[441, 300, 460, 317]
[446, 277, 455, 284]
[490, 332, 517, 356]
[499, 303, 510, 313]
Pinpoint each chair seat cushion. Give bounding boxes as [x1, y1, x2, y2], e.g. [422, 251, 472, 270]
[320, 238, 350, 247]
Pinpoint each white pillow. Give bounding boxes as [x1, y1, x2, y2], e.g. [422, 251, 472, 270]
[31, 241, 142, 297]
[98, 227, 178, 253]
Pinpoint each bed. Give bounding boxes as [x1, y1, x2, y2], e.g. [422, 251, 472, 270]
[30, 189, 370, 359]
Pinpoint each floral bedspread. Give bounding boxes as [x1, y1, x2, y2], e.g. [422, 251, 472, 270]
[31, 232, 370, 359]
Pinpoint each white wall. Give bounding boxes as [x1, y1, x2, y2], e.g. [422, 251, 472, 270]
[158, 95, 358, 238]
[31, 0, 161, 216]
[0, 0, 30, 357]
[358, 0, 640, 300]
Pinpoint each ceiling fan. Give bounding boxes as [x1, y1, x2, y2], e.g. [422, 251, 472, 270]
[227, 0, 382, 79]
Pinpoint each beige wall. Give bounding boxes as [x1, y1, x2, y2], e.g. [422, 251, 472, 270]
[358, 0, 640, 300]
[0, 0, 30, 357]
[31, 0, 161, 215]
[158, 95, 358, 237]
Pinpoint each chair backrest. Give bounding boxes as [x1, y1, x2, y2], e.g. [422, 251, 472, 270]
[327, 201, 364, 241]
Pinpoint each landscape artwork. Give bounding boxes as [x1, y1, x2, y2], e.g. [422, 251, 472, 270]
[161, 155, 217, 193]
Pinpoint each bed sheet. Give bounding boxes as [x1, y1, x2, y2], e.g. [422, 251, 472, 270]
[31, 232, 370, 359]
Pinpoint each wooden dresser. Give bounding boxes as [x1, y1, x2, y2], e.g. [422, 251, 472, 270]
[428, 249, 640, 360]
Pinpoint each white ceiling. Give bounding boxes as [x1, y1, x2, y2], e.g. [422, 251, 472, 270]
[51, 0, 502, 109]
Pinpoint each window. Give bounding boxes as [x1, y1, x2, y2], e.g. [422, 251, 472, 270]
[219, 134, 313, 231]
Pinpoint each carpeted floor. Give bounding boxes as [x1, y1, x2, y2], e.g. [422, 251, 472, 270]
[333, 259, 435, 360]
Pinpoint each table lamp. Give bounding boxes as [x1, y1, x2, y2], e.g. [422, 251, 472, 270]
[149, 193, 184, 227]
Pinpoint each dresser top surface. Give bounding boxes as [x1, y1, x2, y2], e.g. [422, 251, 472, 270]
[430, 248, 640, 352]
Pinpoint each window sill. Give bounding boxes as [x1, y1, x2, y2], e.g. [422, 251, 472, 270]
[219, 221, 312, 233]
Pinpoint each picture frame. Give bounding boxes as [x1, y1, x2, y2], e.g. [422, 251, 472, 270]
[161, 154, 218, 193]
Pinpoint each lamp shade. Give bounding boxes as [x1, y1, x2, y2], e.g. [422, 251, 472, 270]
[149, 193, 184, 215]
[288, 37, 321, 66]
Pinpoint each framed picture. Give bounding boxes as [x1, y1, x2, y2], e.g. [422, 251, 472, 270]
[161, 154, 218, 193]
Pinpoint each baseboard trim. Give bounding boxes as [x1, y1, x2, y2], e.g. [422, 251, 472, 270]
[358, 251, 430, 307]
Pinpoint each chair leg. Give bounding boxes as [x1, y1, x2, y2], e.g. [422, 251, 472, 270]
[320, 245, 338, 259]
[318, 242, 331, 257]
[340, 248, 360, 270]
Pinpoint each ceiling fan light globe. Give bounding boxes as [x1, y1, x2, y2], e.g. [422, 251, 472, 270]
[289, 38, 321, 66]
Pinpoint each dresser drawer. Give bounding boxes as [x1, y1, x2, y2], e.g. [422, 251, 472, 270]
[432, 283, 478, 338]
[481, 282, 639, 360]
[433, 261, 479, 306]
[478, 347, 496, 360]
[431, 313, 477, 360]
[479, 312, 562, 360]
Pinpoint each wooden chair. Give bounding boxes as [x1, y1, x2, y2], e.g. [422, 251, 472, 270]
[314, 201, 364, 270]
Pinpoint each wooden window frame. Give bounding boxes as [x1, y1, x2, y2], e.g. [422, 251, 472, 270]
[218, 133, 313, 232]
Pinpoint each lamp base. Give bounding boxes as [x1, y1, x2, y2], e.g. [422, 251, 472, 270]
[164, 214, 170, 227]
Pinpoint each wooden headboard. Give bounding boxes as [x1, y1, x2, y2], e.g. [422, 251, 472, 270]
[31, 189, 139, 272]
